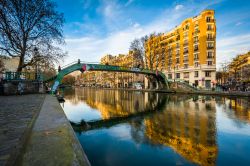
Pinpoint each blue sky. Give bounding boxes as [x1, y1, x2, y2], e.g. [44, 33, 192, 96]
[54, 0, 250, 69]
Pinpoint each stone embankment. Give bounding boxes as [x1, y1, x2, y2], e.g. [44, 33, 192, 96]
[0, 94, 90, 166]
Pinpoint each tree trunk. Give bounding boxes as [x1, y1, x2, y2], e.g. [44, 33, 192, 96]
[17, 54, 25, 72]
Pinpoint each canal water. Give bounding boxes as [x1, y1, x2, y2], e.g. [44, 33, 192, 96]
[60, 88, 250, 166]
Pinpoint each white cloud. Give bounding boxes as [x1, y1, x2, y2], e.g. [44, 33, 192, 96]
[98, 0, 121, 20]
[175, 4, 184, 11]
[125, 0, 134, 7]
[62, 0, 249, 72]
[216, 34, 250, 68]
[62, 6, 187, 65]
[63, 25, 144, 64]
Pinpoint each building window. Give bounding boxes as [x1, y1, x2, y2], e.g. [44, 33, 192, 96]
[206, 17, 211, 22]
[184, 47, 188, 54]
[195, 71, 199, 77]
[207, 42, 214, 49]
[207, 52, 213, 58]
[184, 72, 189, 78]
[176, 43, 180, 48]
[194, 53, 199, 60]
[168, 74, 172, 79]
[194, 36, 198, 42]
[176, 50, 180, 55]
[207, 24, 212, 30]
[195, 62, 199, 67]
[194, 45, 199, 51]
[183, 24, 189, 31]
[176, 58, 180, 64]
[184, 64, 188, 69]
[176, 73, 180, 79]
[205, 71, 211, 77]
[207, 61, 213, 66]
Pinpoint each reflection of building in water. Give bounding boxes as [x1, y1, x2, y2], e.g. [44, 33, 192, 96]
[229, 98, 250, 123]
[64, 88, 161, 119]
[145, 96, 217, 166]
[214, 97, 250, 124]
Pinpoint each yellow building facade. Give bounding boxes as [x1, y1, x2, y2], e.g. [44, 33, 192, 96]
[228, 51, 250, 82]
[145, 10, 216, 89]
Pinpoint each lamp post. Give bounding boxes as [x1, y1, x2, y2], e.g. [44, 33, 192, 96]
[174, 65, 176, 82]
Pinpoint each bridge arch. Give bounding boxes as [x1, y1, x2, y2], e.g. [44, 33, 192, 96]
[45, 61, 169, 93]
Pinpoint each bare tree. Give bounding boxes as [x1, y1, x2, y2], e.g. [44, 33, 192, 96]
[129, 35, 148, 68]
[130, 33, 163, 70]
[242, 64, 250, 82]
[0, 0, 66, 72]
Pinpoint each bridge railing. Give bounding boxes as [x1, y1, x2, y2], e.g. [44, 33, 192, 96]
[168, 78, 198, 90]
[60, 61, 156, 73]
[45, 61, 169, 84]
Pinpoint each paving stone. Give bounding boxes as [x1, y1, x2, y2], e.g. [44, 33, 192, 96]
[0, 94, 45, 166]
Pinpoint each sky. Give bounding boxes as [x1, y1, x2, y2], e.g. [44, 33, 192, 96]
[54, 0, 250, 69]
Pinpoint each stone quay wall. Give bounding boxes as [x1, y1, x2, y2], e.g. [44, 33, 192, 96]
[0, 81, 44, 95]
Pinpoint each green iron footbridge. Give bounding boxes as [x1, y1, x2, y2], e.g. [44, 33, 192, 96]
[43, 61, 198, 93]
[43, 61, 170, 93]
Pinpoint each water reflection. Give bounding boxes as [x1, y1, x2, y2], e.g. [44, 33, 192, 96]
[62, 88, 250, 166]
[144, 96, 217, 166]
[63, 88, 166, 120]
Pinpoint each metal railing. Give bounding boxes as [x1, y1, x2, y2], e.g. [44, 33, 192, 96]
[3, 72, 43, 81]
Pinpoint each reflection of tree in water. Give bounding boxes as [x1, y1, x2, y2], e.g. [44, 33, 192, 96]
[129, 119, 146, 144]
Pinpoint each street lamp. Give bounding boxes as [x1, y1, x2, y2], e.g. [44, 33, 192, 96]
[33, 47, 39, 80]
[174, 65, 176, 82]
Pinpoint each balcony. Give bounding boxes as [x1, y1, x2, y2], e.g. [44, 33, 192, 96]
[207, 37, 215, 41]
[183, 59, 189, 63]
[206, 19, 215, 23]
[194, 47, 199, 52]
[194, 40, 199, 44]
[207, 46, 214, 50]
[194, 57, 199, 61]
[193, 30, 200, 36]
[207, 28, 214, 31]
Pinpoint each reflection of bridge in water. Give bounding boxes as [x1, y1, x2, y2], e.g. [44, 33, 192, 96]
[64, 88, 218, 166]
[70, 89, 168, 130]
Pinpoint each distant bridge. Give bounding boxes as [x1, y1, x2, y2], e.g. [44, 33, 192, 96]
[44, 61, 170, 93]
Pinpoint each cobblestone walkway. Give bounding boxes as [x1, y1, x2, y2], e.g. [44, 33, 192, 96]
[0, 94, 45, 166]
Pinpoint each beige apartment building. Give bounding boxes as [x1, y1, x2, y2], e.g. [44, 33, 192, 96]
[145, 10, 216, 89]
